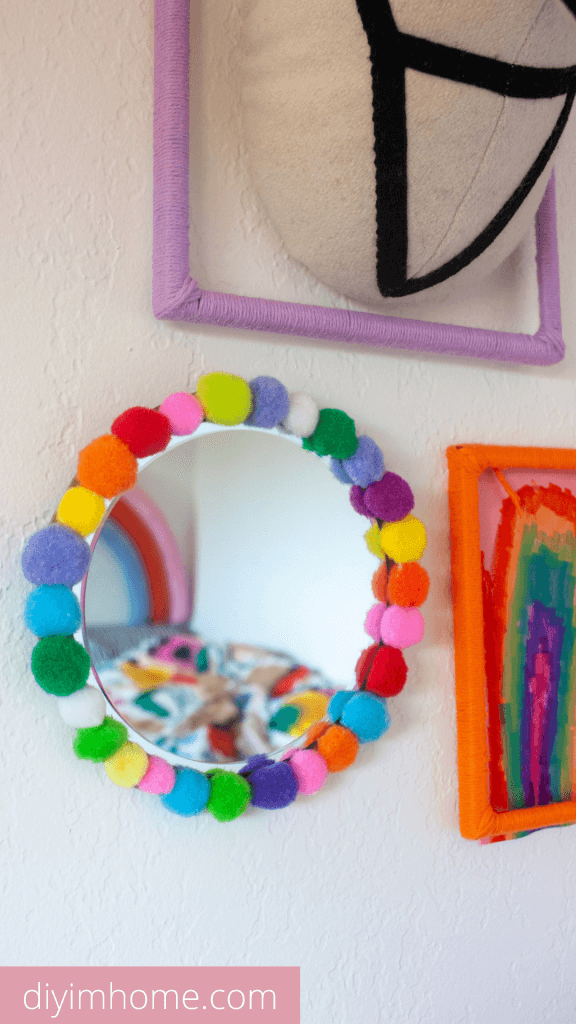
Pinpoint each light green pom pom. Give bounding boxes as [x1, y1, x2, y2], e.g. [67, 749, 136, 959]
[73, 717, 128, 762]
[205, 769, 251, 822]
[195, 373, 252, 426]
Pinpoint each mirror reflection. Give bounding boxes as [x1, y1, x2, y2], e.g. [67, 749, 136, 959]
[83, 425, 375, 763]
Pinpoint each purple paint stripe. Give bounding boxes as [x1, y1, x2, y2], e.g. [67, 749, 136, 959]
[153, 0, 565, 365]
[521, 602, 563, 806]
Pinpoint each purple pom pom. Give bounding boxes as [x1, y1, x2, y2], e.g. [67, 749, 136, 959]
[341, 436, 385, 489]
[241, 754, 273, 775]
[22, 524, 91, 587]
[249, 761, 298, 809]
[363, 472, 414, 522]
[350, 485, 370, 517]
[331, 458, 353, 485]
[245, 377, 290, 428]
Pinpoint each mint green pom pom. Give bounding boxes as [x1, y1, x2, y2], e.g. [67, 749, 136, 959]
[303, 409, 358, 459]
[73, 717, 128, 762]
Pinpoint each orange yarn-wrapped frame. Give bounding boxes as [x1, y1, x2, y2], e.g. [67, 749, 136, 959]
[448, 445, 576, 840]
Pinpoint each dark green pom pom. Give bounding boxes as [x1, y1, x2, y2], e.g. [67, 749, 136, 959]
[205, 769, 251, 822]
[305, 409, 358, 459]
[302, 436, 315, 451]
[73, 717, 128, 762]
[31, 635, 91, 695]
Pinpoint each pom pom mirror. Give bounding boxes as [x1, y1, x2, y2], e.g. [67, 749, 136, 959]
[152, 0, 576, 364]
[22, 374, 428, 821]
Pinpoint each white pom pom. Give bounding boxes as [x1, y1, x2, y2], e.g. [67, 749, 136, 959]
[57, 686, 106, 728]
[282, 392, 319, 438]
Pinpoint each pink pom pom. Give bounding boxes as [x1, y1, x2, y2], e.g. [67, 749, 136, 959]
[138, 756, 176, 795]
[364, 602, 386, 641]
[380, 605, 425, 649]
[159, 393, 204, 436]
[283, 749, 328, 794]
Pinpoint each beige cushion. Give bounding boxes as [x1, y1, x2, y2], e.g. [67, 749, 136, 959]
[238, 0, 576, 308]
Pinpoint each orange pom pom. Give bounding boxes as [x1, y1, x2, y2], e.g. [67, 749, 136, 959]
[316, 724, 359, 772]
[77, 435, 138, 498]
[371, 562, 388, 602]
[387, 563, 430, 607]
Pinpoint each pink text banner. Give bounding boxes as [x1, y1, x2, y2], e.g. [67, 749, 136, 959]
[0, 967, 299, 1022]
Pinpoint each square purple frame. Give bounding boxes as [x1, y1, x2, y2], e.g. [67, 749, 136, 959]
[153, 0, 565, 366]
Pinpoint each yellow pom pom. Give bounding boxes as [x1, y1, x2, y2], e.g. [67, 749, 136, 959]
[380, 514, 427, 563]
[104, 741, 149, 788]
[364, 522, 385, 559]
[195, 372, 252, 425]
[56, 486, 106, 536]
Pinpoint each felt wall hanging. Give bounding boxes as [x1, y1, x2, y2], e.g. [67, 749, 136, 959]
[21, 374, 429, 821]
[448, 445, 576, 842]
[153, 0, 570, 365]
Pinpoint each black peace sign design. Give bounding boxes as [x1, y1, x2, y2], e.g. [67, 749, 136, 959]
[355, 0, 576, 296]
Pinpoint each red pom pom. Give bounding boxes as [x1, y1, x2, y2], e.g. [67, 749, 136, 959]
[111, 407, 172, 458]
[355, 644, 380, 688]
[364, 645, 408, 698]
[388, 563, 430, 607]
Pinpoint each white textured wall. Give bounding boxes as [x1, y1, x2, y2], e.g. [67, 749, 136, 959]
[4, 2, 576, 1022]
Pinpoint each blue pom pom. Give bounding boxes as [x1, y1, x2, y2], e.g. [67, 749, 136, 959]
[328, 690, 355, 722]
[249, 761, 298, 809]
[245, 377, 290, 428]
[160, 768, 210, 816]
[341, 436, 385, 489]
[330, 458, 353, 485]
[22, 524, 90, 587]
[340, 692, 390, 743]
[25, 584, 82, 637]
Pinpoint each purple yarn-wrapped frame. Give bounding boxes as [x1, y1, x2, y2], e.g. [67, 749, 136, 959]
[153, 0, 565, 366]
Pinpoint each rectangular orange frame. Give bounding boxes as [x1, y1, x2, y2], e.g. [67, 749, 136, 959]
[447, 444, 576, 840]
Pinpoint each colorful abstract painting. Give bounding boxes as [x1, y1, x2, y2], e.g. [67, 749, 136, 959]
[482, 481, 576, 841]
[447, 446, 576, 841]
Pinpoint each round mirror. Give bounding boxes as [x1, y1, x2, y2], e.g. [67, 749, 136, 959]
[83, 424, 375, 764]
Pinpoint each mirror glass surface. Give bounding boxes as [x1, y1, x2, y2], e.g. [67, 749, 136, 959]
[83, 425, 375, 763]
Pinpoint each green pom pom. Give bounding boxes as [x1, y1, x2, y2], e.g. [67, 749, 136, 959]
[301, 436, 315, 451]
[206, 769, 251, 822]
[31, 635, 91, 696]
[304, 409, 358, 459]
[74, 717, 128, 762]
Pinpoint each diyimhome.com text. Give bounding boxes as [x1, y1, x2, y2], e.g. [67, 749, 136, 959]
[24, 983, 276, 1017]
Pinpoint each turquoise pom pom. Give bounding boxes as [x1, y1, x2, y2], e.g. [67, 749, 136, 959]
[25, 584, 81, 637]
[328, 690, 355, 722]
[160, 768, 211, 816]
[340, 692, 390, 743]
